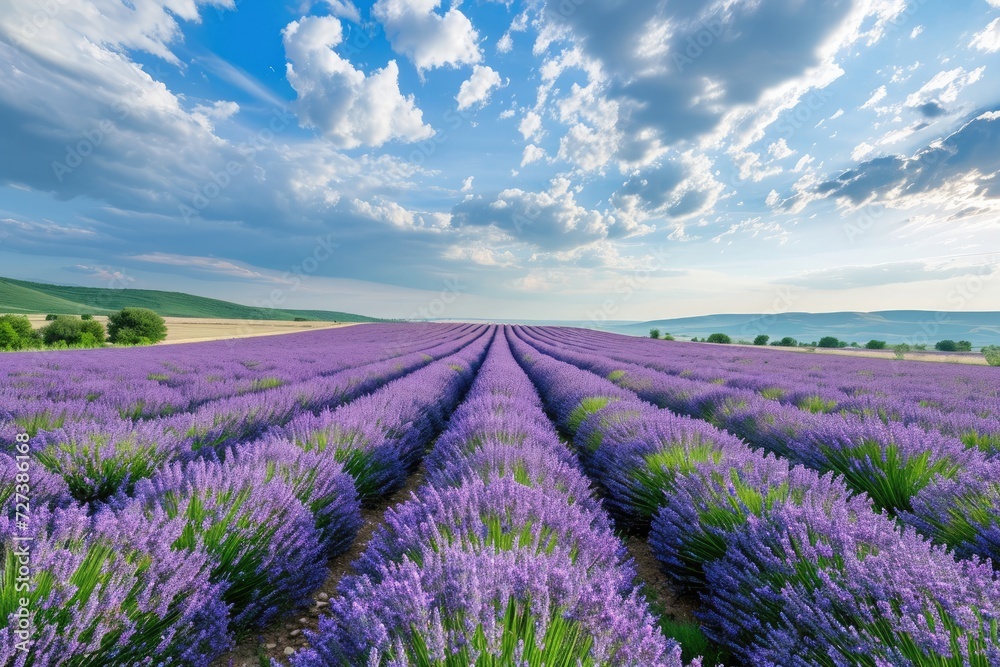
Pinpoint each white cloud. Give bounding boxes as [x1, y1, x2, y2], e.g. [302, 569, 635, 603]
[282, 16, 433, 149]
[970, 18, 1000, 53]
[851, 141, 877, 161]
[324, 0, 361, 22]
[910, 26, 923, 39]
[372, 0, 480, 72]
[768, 138, 796, 160]
[460, 176, 474, 192]
[456, 65, 502, 110]
[861, 85, 888, 110]
[518, 111, 543, 141]
[905, 66, 986, 108]
[497, 32, 513, 54]
[521, 144, 546, 166]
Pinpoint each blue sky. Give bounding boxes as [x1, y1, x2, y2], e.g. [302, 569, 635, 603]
[0, 0, 998, 321]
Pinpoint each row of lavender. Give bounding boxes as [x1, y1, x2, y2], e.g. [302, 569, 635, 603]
[536, 327, 1000, 452]
[0, 323, 457, 415]
[285, 330, 695, 666]
[0, 327, 491, 665]
[516, 327, 1000, 568]
[0, 325, 484, 508]
[507, 331, 1000, 665]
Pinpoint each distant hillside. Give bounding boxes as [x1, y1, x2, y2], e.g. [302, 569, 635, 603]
[610, 311, 1000, 347]
[0, 276, 381, 323]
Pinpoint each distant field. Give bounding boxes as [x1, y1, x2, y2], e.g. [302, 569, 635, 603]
[0, 276, 381, 322]
[21, 314, 356, 344]
[724, 341, 989, 365]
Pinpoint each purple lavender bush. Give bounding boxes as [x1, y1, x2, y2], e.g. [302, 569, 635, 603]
[651, 453, 862, 586]
[228, 437, 362, 556]
[353, 477, 623, 582]
[0, 452, 72, 517]
[0, 504, 231, 666]
[702, 500, 1000, 666]
[129, 458, 327, 635]
[583, 406, 752, 530]
[901, 461, 1000, 567]
[290, 544, 689, 667]
[33, 417, 189, 503]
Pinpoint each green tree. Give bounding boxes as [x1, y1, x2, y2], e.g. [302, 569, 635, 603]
[892, 343, 911, 360]
[108, 308, 167, 345]
[935, 340, 958, 352]
[956, 341, 973, 352]
[0, 314, 39, 350]
[41, 316, 84, 345]
[818, 336, 842, 349]
[706, 333, 732, 344]
[649, 328, 661, 339]
[771, 337, 798, 347]
[753, 334, 770, 346]
[661, 332, 675, 341]
[80, 318, 106, 343]
[865, 340, 887, 350]
[81, 314, 94, 320]
[983, 346, 1000, 366]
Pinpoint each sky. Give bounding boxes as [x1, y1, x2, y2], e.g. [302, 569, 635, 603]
[0, 0, 999, 322]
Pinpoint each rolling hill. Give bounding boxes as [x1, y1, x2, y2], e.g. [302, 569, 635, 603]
[0, 276, 381, 322]
[609, 311, 1000, 347]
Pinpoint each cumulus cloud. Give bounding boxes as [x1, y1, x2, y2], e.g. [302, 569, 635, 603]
[456, 65, 502, 110]
[282, 16, 433, 149]
[372, 0, 481, 72]
[324, 0, 361, 22]
[970, 18, 1000, 53]
[611, 152, 725, 228]
[905, 67, 986, 110]
[520, 144, 547, 166]
[533, 0, 906, 170]
[782, 110, 1000, 213]
[451, 177, 628, 251]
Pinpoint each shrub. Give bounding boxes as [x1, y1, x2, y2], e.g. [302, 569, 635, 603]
[651, 455, 863, 587]
[661, 332, 675, 341]
[753, 334, 769, 346]
[293, 316, 309, 321]
[108, 307, 167, 344]
[294, 544, 683, 667]
[702, 501, 1000, 666]
[984, 345, 1000, 366]
[936, 339, 958, 352]
[40, 316, 86, 346]
[649, 328, 660, 339]
[0, 314, 41, 351]
[44, 313, 58, 321]
[706, 333, 731, 344]
[817, 336, 841, 348]
[901, 461, 1000, 565]
[892, 343, 910, 359]
[0, 504, 231, 666]
[771, 336, 797, 347]
[34, 419, 187, 504]
[864, 339, 887, 349]
[131, 458, 326, 635]
[80, 314, 93, 320]
[957, 340, 973, 352]
[228, 438, 362, 557]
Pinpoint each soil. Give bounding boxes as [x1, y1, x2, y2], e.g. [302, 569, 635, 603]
[625, 534, 700, 624]
[211, 466, 427, 667]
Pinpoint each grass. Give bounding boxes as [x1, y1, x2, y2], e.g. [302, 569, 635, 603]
[0, 276, 380, 322]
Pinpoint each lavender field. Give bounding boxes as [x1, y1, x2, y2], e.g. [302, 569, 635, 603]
[2, 323, 1000, 666]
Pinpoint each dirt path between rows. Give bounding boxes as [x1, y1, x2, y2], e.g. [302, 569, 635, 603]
[213, 467, 427, 667]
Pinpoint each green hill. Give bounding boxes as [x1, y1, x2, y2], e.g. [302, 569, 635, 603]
[0, 276, 381, 322]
